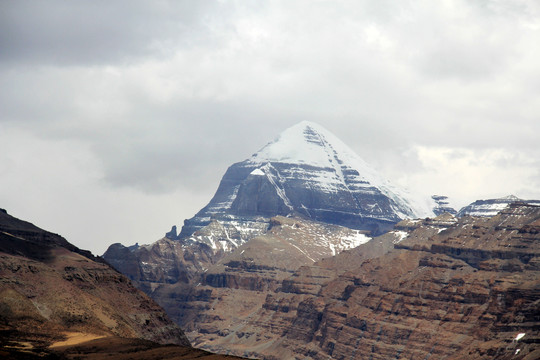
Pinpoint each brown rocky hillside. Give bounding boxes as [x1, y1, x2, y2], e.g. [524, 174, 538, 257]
[141, 204, 539, 359]
[195, 204, 540, 359]
[0, 208, 244, 359]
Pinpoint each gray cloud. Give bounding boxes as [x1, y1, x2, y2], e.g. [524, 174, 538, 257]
[1, 0, 539, 254]
[0, 0, 225, 65]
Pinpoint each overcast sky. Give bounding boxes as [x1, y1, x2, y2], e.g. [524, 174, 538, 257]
[1, 0, 539, 255]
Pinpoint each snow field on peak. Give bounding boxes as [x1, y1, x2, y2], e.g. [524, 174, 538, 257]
[247, 121, 434, 219]
[249, 121, 339, 168]
[250, 168, 265, 176]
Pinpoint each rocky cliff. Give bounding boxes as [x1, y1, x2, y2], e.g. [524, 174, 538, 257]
[104, 215, 373, 347]
[177, 204, 540, 359]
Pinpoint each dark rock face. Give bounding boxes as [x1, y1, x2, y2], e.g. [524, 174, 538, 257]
[180, 122, 430, 239]
[432, 194, 457, 215]
[103, 238, 217, 295]
[104, 216, 372, 344]
[166, 225, 178, 240]
[0, 207, 104, 264]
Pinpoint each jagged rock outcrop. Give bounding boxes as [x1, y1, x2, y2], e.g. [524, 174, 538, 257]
[182, 204, 540, 359]
[432, 194, 457, 215]
[166, 225, 178, 240]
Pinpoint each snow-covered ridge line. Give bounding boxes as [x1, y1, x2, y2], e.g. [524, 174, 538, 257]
[457, 195, 540, 217]
[248, 121, 433, 219]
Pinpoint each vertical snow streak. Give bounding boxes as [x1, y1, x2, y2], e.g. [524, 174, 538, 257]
[261, 163, 294, 211]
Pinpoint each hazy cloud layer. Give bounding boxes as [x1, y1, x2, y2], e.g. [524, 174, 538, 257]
[1, 0, 539, 254]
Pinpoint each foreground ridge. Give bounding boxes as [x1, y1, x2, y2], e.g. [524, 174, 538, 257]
[179, 204, 540, 359]
[0, 208, 245, 359]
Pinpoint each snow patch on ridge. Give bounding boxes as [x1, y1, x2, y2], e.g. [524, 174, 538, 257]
[340, 231, 371, 248]
[250, 168, 264, 176]
[456, 195, 540, 218]
[392, 230, 409, 244]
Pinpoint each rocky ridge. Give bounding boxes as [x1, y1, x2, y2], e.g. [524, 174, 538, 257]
[0, 208, 189, 347]
[104, 216, 372, 342]
[179, 204, 540, 359]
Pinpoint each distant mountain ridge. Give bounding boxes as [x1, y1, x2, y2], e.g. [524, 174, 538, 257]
[457, 195, 540, 217]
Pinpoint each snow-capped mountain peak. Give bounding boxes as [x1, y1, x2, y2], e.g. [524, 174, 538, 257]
[179, 121, 433, 241]
[249, 121, 432, 219]
[250, 121, 376, 178]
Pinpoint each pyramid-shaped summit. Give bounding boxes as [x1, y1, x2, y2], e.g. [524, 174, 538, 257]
[178, 121, 432, 239]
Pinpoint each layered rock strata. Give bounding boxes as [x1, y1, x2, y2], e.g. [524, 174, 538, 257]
[181, 204, 540, 359]
[431, 194, 457, 215]
[105, 215, 372, 348]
